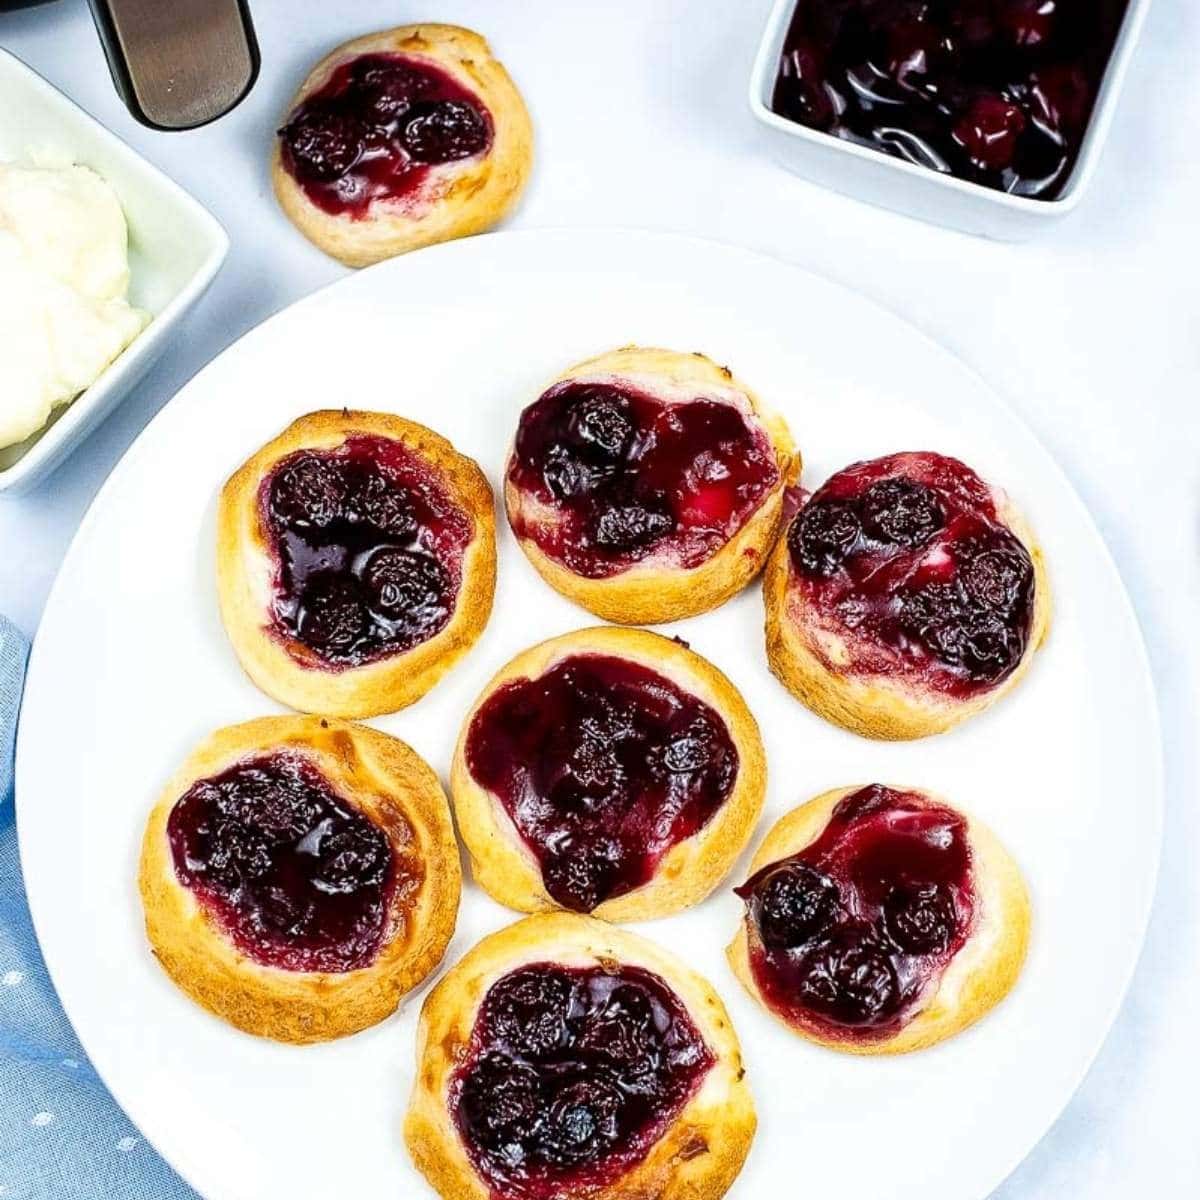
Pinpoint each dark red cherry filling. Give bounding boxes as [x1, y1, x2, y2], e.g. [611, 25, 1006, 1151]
[507, 381, 780, 579]
[465, 654, 738, 912]
[786, 451, 1035, 697]
[167, 751, 413, 973]
[279, 52, 492, 217]
[736, 785, 975, 1040]
[451, 963, 713, 1199]
[260, 435, 471, 668]
[772, 0, 1129, 199]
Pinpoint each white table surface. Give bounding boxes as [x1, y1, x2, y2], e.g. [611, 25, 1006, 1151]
[1, 1, 1196, 1197]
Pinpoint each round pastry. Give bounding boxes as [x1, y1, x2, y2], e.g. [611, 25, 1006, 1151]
[505, 346, 799, 624]
[765, 450, 1050, 739]
[451, 626, 766, 921]
[405, 912, 755, 1200]
[727, 783, 1030, 1055]
[272, 24, 533, 267]
[138, 715, 461, 1043]
[217, 409, 495, 719]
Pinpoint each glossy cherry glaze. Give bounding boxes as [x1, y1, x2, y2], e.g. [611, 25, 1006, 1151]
[167, 752, 411, 973]
[737, 785, 975, 1040]
[508, 381, 779, 578]
[465, 653, 739, 912]
[786, 451, 1035, 697]
[260, 435, 471, 668]
[279, 52, 493, 217]
[772, 0, 1130, 198]
[452, 962, 713, 1198]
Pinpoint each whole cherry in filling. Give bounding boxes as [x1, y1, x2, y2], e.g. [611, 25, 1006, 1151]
[279, 53, 493, 217]
[787, 451, 1035, 698]
[261, 435, 471, 668]
[508, 381, 780, 578]
[452, 963, 713, 1198]
[736, 785, 975, 1040]
[465, 654, 739, 912]
[167, 752, 413, 973]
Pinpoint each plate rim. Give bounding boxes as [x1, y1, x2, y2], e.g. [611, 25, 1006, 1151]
[14, 227, 1165, 1200]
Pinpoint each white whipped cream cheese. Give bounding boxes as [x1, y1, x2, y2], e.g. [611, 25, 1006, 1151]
[0, 158, 148, 451]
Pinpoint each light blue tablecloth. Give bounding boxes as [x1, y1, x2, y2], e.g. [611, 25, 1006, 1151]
[0, 615, 195, 1199]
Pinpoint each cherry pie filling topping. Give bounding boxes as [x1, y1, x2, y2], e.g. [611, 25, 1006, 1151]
[771, 0, 1129, 199]
[452, 962, 714, 1199]
[465, 653, 739, 912]
[260, 435, 471, 668]
[508, 381, 780, 579]
[736, 784, 975, 1040]
[279, 52, 493, 217]
[167, 751, 415, 973]
[787, 451, 1035, 698]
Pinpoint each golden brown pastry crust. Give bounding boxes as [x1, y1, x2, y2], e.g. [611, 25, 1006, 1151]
[138, 715, 461, 1043]
[405, 913, 756, 1200]
[217, 409, 496, 719]
[272, 24, 533, 268]
[505, 347, 800, 625]
[451, 626, 767, 922]
[726, 785, 1031, 1056]
[764, 481, 1051, 739]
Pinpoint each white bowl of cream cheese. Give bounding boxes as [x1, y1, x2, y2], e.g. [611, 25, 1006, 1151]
[0, 49, 228, 493]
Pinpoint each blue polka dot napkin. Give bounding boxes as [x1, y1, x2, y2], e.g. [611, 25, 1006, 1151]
[0, 615, 197, 1199]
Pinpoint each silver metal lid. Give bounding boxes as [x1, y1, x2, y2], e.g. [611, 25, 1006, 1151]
[87, 0, 259, 130]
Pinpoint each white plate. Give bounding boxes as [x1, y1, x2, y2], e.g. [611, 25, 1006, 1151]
[16, 231, 1161, 1200]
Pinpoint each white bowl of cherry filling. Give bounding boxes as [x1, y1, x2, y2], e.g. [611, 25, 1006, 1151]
[749, 0, 1154, 239]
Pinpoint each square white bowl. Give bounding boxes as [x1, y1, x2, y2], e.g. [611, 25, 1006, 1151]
[749, 0, 1153, 239]
[0, 48, 228, 494]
